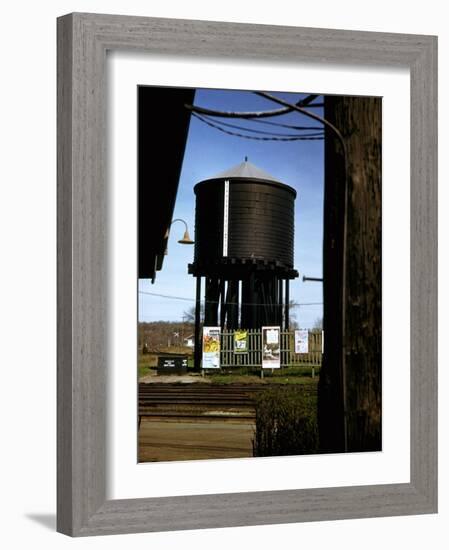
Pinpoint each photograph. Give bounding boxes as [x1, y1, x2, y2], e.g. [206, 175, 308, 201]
[0, 0, 439, 543]
[47, 4, 439, 538]
[137, 85, 382, 462]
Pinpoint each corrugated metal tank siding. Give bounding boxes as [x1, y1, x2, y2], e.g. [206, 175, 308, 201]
[194, 178, 295, 268]
[228, 181, 295, 267]
[193, 180, 224, 263]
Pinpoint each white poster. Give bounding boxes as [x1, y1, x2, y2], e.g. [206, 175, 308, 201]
[202, 326, 221, 369]
[295, 329, 309, 354]
[262, 326, 281, 369]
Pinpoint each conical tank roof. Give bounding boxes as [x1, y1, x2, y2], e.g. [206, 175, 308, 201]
[195, 158, 296, 197]
[206, 159, 285, 184]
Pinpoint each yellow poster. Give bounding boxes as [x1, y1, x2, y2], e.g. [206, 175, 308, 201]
[233, 330, 248, 353]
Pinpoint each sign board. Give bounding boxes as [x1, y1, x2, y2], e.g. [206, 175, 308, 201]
[262, 326, 281, 369]
[294, 329, 309, 354]
[233, 330, 248, 353]
[157, 355, 188, 375]
[202, 326, 221, 369]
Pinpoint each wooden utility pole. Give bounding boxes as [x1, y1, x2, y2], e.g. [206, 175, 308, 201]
[319, 96, 382, 453]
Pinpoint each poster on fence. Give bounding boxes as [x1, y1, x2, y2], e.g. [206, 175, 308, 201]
[202, 326, 221, 369]
[262, 326, 281, 369]
[233, 330, 248, 353]
[295, 329, 309, 354]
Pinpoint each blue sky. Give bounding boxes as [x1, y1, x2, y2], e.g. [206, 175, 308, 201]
[138, 88, 324, 328]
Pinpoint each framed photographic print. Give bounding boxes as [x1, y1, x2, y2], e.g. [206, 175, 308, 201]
[57, 12, 437, 536]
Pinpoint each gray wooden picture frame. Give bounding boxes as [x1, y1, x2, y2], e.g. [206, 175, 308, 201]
[57, 12, 438, 537]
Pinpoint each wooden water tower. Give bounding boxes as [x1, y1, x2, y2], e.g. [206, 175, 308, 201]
[189, 159, 298, 362]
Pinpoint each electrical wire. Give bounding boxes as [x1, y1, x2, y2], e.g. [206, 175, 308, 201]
[139, 290, 322, 308]
[254, 91, 346, 155]
[184, 93, 321, 120]
[243, 117, 323, 131]
[195, 113, 324, 138]
[192, 112, 324, 141]
[139, 290, 193, 302]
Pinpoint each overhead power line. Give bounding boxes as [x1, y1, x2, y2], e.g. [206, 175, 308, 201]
[195, 113, 324, 139]
[184, 93, 321, 119]
[139, 290, 192, 302]
[245, 117, 323, 131]
[192, 113, 324, 142]
[139, 290, 322, 308]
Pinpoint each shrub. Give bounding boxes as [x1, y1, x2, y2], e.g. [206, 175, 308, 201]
[252, 386, 318, 457]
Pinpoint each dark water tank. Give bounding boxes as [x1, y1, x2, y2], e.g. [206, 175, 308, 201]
[193, 160, 296, 269]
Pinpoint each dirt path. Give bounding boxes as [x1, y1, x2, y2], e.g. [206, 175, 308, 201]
[138, 418, 254, 462]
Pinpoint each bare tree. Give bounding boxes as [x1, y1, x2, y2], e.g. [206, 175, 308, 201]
[313, 317, 323, 330]
[183, 304, 204, 323]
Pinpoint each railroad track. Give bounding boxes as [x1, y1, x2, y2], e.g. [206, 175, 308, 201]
[138, 383, 317, 424]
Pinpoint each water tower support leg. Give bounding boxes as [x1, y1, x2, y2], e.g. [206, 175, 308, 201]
[278, 278, 284, 331]
[194, 276, 202, 371]
[219, 279, 226, 328]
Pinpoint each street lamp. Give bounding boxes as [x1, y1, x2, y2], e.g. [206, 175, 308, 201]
[165, 218, 194, 254]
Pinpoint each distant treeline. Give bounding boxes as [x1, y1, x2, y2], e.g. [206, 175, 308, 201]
[138, 321, 195, 351]
[138, 316, 323, 352]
